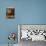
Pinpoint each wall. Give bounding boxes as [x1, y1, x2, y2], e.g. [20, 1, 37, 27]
[0, 0, 18, 44]
[16, 0, 46, 24]
[0, 0, 46, 45]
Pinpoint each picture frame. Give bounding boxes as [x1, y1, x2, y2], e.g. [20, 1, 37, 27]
[6, 7, 15, 19]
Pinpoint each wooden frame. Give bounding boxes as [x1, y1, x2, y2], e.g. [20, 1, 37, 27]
[6, 7, 15, 19]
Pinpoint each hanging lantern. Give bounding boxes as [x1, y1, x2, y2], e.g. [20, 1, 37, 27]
[8, 32, 16, 41]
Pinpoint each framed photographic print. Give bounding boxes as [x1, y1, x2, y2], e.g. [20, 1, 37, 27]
[18, 24, 46, 41]
[6, 7, 15, 19]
